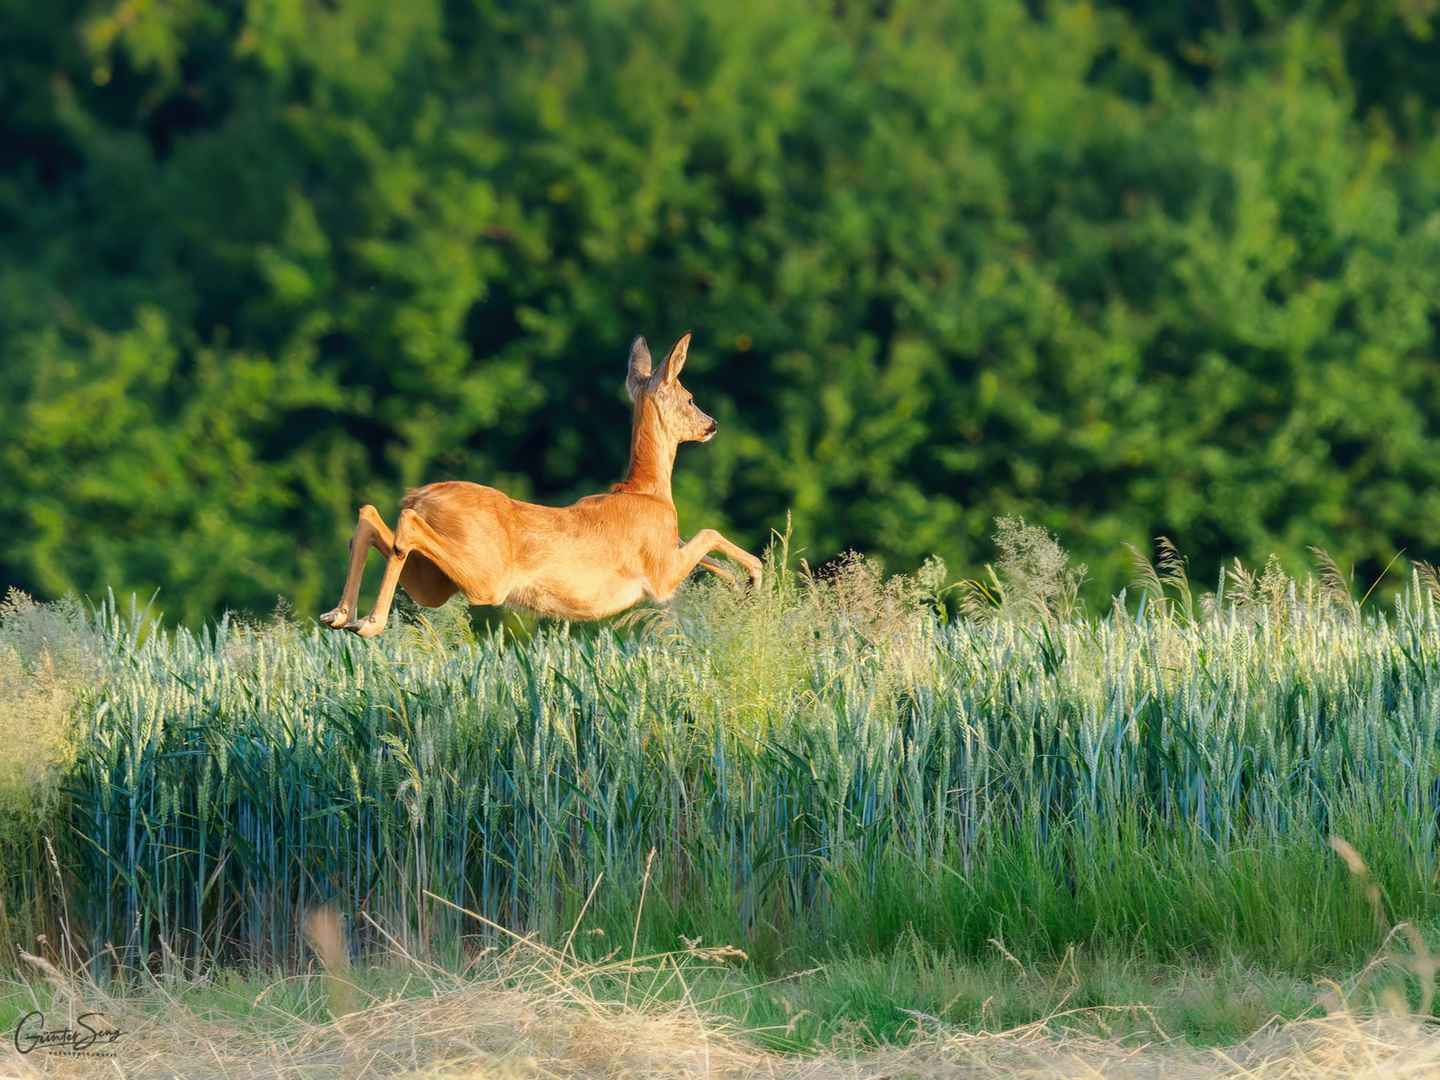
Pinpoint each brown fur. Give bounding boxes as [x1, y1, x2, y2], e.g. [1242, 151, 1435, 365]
[320, 333, 762, 635]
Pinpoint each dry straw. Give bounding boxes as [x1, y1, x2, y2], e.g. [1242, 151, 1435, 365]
[0, 948, 1436, 1079]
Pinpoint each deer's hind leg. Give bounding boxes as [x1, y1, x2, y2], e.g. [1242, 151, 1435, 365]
[321, 505, 393, 629]
[400, 553, 459, 608]
[345, 508, 460, 638]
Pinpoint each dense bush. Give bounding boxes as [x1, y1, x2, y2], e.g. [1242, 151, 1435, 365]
[5, 1, 1440, 621]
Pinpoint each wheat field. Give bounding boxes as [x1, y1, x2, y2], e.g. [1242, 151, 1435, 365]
[2, 528, 1440, 1073]
[3, 529, 1438, 975]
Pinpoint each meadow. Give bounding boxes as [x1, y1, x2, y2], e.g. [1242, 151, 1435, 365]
[2, 525, 1439, 1068]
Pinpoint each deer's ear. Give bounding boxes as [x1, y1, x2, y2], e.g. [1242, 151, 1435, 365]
[658, 332, 691, 385]
[626, 336, 652, 400]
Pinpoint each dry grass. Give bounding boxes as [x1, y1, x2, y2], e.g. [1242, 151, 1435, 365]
[844, 1011, 1440, 1080]
[0, 591, 96, 841]
[1, 943, 1436, 1080]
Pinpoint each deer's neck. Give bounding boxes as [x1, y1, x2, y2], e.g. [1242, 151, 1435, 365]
[615, 400, 676, 500]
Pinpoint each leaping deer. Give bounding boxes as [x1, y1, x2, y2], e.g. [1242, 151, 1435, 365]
[320, 333, 763, 635]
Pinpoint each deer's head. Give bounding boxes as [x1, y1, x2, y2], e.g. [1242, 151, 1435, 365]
[626, 333, 717, 443]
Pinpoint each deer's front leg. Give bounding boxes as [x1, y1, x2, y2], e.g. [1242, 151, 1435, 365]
[700, 532, 763, 588]
[696, 555, 738, 587]
[666, 529, 763, 594]
[676, 534, 739, 588]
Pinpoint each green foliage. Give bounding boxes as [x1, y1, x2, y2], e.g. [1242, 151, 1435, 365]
[6, 551, 1440, 979]
[6, 0, 1440, 620]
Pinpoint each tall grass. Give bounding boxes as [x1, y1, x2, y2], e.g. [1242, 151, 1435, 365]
[3, 535, 1439, 981]
[0, 590, 99, 966]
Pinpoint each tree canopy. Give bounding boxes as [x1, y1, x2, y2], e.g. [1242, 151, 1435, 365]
[5, 0, 1440, 623]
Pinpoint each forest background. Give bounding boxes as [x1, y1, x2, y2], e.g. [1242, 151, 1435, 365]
[5, 0, 1440, 626]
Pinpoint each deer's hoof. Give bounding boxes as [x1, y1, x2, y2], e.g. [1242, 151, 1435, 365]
[320, 606, 350, 628]
[343, 616, 385, 638]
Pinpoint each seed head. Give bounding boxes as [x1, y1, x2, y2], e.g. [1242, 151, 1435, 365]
[1329, 835, 1367, 878]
